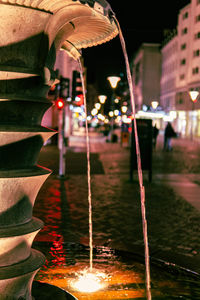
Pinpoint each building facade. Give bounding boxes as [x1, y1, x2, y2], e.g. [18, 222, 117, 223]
[132, 43, 161, 111]
[161, 0, 200, 137]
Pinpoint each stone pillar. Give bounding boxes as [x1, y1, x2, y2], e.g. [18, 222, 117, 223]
[0, 0, 118, 298]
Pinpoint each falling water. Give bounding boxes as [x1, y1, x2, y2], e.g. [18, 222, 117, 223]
[77, 16, 151, 298]
[113, 17, 152, 300]
[78, 58, 93, 272]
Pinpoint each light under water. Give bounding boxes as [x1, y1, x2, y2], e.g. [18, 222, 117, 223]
[34, 242, 200, 299]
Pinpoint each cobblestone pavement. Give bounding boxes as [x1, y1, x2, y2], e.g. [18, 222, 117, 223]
[34, 132, 200, 274]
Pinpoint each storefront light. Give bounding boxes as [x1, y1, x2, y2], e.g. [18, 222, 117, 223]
[169, 111, 177, 119]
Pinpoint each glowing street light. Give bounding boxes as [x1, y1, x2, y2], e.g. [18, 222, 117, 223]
[107, 76, 121, 88]
[98, 95, 107, 104]
[151, 100, 159, 110]
[121, 106, 128, 114]
[107, 76, 121, 142]
[95, 103, 101, 110]
[91, 108, 98, 116]
[114, 109, 119, 116]
[189, 89, 199, 140]
[108, 111, 114, 117]
[189, 90, 199, 102]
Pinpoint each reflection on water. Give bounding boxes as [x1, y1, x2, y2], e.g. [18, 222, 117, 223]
[34, 241, 200, 299]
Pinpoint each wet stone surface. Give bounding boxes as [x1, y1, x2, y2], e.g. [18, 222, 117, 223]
[35, 134, 200, 275]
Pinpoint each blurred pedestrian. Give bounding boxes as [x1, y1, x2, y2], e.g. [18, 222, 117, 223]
[163, 122, 177, 151]
[152, 124, 159, 149]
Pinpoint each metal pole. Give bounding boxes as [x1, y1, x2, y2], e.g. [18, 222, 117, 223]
[58, 106, 66, 177]
[191, 100, 194, 141]
[110, 92, 114, 142]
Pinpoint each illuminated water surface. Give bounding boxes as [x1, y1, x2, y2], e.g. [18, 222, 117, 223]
[34, 241, 200, 299]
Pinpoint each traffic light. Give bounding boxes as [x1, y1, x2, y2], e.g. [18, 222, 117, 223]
[55, 98, 65, 109]
[72, 70, 83, 101]
[74, 94, 84, 106]
[48, 83, 59, 99]
[59, 76, 70, 98]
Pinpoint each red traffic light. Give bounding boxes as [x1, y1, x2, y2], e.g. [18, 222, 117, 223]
[75, 94, 84, 106]
[56, 98, 64, 109]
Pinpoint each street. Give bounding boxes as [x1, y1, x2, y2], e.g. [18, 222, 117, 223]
[33, 132, 200, 298]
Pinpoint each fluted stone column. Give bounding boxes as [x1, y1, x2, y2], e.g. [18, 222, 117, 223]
[0, 0, 118, 299]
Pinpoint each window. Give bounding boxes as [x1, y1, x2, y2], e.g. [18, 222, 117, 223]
[194, 32, 200, 39]
[192, 67, 199, 74]
[181, 43, 186, 50]
[180, 74, 185, 80]
[193, 49, 200, 57]
[182, 27, 188, 35]
[197, 0, 200, 5]
[196, 15, 200, 22]
[180, 58, 186, 65]
[183, 11, 188, 19]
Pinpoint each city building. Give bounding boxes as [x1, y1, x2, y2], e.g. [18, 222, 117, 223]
[132, 43, 162, 128]
[132, 43, 161, 112]
[161, 0, 200, 137]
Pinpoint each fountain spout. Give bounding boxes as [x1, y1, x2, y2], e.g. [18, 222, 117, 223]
[0, 0, 118, 298]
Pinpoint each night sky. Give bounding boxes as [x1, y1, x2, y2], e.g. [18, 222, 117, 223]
[82, 0, 190, 95]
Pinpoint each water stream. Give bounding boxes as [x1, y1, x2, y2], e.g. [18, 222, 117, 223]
[77, 16, 151, 299]
[78, 58, 93, 273]
[113, 17, 152, 300]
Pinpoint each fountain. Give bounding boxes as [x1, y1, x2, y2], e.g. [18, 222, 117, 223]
[0, 0, 118, 298]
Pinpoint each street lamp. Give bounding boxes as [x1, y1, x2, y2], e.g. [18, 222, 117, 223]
[98, 95, 107, 104]
[95, 103, 101, 110]
[108, 111, 114, 117]
[189, 89, 199, 140]
[107, 76, 121, 89]
[121, 105, 128, 114]
[189, 90, 199, 102]
[91, 108, 98, 116]
[107, 76, 121, 142]
[151, 100, 159, 110]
